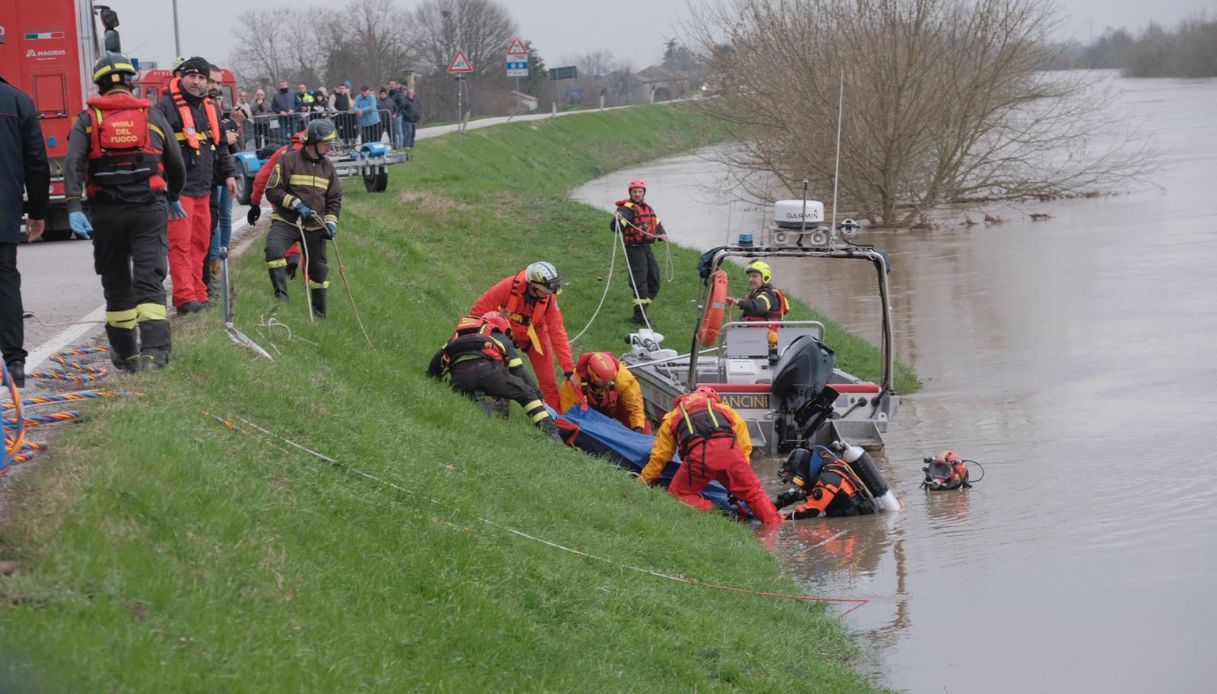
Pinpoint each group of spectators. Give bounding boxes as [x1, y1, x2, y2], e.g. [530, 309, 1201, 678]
[237, 79, 420, 152]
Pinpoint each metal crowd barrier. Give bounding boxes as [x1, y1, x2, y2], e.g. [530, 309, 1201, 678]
[242, 109, 395, 157]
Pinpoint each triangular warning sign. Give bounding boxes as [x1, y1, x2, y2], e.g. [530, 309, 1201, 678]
[447, 48, 473, 74]
[507, 37, 528, 56]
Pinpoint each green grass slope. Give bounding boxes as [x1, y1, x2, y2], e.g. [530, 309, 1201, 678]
[0, 104, 898, 691]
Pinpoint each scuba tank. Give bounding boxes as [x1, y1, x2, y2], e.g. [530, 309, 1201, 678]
[921, 450, 972, 490]
[834, 440, 902, 513]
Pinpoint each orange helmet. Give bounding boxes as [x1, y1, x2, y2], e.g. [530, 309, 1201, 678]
[480, 311, 511, 334]
[584, 352, 618, 388]
[628, 178, 646, 193]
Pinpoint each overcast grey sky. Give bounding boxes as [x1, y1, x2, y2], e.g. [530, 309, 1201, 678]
[112, 0, 1215, 74]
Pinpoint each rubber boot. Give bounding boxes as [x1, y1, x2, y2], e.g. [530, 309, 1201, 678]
[475, 393, 510, 418]
[268, 267, 290, 302]
[106, 325, 140, 373]
[206, 259, 223, 302]
[633, 304, 653, 328]
[310, 287, 327, 320]
[138, 317, 172, 368]
[538, 416, 563, 443]
[4, 361, 25, 389]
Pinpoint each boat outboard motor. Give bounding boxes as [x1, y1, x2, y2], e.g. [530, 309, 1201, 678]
[834, 440, 902, 512]
[771, 335, 836, 446]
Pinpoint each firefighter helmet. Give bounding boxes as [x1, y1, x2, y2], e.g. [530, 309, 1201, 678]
[303, 119, 337, 144]
[480, 311, 511, 335]
[628, 178, 646, 193]
[92, 52, 137, 91]
[524, 261, 562, 292]
[746, 260, 772, 284]
[585, 352, 618, 388]
[695, 385, 722, 403]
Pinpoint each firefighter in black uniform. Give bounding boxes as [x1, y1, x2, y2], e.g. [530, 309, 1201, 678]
[428, 312, 561, 440]
[264, 119, 342, 319]
[63, 53, 187, 372]
[609, 178, 667, 326]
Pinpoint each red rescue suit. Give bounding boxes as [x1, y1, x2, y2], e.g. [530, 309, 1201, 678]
[471, 271, 575, 408]
[641, 393, 782, 525]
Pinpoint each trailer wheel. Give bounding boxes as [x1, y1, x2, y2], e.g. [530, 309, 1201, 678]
[363, 171, 389, 193]
[235, 170, 252, 205]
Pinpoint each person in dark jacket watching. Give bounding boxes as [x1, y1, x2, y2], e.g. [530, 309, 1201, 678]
[270, 80, 296, 145]
[63, 52, 187, 372]
[0, 75, 50, 388]
[399, 87, 420, 148]
[153, 57, 237, 314]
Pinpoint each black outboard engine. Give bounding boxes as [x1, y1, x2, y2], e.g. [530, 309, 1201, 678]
[771, 335, 836, 449]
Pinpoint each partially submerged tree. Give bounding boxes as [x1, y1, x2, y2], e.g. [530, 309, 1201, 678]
[689, 0, 1152, 224]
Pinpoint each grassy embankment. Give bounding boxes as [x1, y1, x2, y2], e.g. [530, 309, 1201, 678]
[0, 103, 905, 691]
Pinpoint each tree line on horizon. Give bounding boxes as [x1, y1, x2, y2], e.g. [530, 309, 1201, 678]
[1047, 16, 1217, 78]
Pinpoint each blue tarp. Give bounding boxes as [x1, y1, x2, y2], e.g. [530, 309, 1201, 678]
[558, 406, 738, 512]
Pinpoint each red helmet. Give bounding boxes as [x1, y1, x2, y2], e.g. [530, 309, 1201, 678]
[584, 352, 618, 388]
[695, 385, 721, 403]
[628, 178, 646, 193]
[480, 311, 511, 334]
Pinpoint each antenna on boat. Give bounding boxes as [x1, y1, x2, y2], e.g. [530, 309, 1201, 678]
[830, 70, 845, 240]
[800, 178, 809, 240]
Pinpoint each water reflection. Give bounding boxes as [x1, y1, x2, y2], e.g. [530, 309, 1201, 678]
[575, 76, 1217, 692]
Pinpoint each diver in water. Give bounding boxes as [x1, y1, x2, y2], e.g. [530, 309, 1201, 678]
[772, 447, 880, 520]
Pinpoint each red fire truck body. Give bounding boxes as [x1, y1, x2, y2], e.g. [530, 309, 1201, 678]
[0, 0, 108, 236]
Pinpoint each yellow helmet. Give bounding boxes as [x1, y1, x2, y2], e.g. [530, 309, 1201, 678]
[746, 260, 772, 284]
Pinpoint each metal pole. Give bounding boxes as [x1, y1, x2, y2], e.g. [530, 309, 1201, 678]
[172, 0, 181, 58]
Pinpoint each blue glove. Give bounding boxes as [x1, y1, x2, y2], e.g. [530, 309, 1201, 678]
[68, 211, 93, 239]
[168, 200, 188, 220]
[323, 220, 337, 239]
[293, 200, 313, 220]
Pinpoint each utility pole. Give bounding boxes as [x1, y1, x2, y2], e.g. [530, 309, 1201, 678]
[172, 0, 181, 58]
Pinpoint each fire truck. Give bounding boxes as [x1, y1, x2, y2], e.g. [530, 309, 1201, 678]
[0, 0, 122, 239]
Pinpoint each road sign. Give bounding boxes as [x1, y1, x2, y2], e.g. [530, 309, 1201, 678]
[547, 66, 578, 81]
[507, 59, 528, 78]
[447, 48, 473, 75]
[507, 36, 528, 56]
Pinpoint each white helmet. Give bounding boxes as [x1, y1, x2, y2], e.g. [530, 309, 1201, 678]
[524, 261, 562, 292]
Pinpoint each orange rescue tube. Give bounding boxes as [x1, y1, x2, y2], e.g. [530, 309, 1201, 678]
[698, 270, 729, 347]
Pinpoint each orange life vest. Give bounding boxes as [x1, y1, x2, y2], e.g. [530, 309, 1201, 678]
[615, 199, 659, 245]
[169, 77, 220, 152]
[84, 92, 166, 198]
[499, 271, 555, 354]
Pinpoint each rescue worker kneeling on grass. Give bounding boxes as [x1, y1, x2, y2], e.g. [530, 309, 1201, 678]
[471, 261, 575, 410]
[428, 312, 561, 440]
[559, 351, 649, 433]
[772, 447, 878, 520]
[63, 52, 187, 372]
[726, 260, 789, 326]
[638, 386, 782, 525]
[264, 119, 342, 319]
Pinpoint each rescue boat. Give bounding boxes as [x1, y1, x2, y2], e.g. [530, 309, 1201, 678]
[623, 199, 899, 453]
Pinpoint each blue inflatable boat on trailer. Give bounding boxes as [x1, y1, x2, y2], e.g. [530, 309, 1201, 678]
[557, 406, 746, 516]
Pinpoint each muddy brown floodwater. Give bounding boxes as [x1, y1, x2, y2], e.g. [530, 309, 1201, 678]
[575, 74, 1217, 692]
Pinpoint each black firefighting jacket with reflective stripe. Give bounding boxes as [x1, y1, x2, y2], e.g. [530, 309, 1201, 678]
[265, 147, 342, 231]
